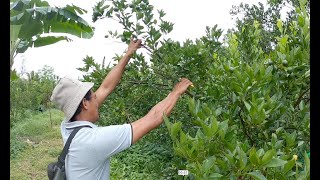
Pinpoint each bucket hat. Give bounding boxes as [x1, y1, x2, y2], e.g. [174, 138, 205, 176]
[50, 76, 94, 121]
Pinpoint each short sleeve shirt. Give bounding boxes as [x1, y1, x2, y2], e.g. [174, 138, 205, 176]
[60, 119, 133, 180]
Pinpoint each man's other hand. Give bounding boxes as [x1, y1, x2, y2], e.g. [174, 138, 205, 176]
[172, 78, 193, 96]
[127, 36, 142, 56]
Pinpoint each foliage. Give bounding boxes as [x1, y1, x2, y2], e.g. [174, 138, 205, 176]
[75, 0, 310, 178]
[111, 140, 176, 179]
[10, 65, 59, 127]
[164, 0, 309, 178]
[229, 0, 310, 53]
[92, 0, 173, 49]
[10, 0, 94, 69]
[10, 109, 63, 161]
[10, 109, 173, 179]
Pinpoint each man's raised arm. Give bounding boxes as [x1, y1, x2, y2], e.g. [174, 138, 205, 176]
[95, 37, 142, 107]
[130, 78, 193, 144]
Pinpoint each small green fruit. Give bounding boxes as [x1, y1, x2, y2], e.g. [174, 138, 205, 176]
[282, 60, 288, 66]
[264, 59, 273, 65]
[287, 67, 293, 73]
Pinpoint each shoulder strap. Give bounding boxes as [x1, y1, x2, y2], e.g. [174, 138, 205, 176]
[57, 125, 91, 166]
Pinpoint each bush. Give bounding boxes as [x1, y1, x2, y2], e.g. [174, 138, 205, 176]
[79, 0, 309, 178]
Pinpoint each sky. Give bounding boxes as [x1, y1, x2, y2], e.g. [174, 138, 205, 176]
[12, 0, 269, 79]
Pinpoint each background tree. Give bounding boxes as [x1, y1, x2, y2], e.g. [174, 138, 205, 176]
[229, 0, 310, 53]
[10, 0, 94, 71]
[10, 66, 59, 127]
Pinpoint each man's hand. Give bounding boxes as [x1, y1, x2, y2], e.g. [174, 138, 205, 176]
[126, 36, 142, 57]
[130, 77, 193, 144]
[172, 78, 193, 96]
[95, 36, 142, 106]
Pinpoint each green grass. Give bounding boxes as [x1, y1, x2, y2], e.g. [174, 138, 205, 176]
[10, 109, 177, 180]
[10, 109, 64, 180]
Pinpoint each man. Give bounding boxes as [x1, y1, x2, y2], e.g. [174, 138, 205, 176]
[50, 37, 193, 180]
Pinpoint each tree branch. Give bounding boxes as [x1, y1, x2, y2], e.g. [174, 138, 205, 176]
[238, 105, 254, 146]
[126, 80, 194, 98]
[294, 87, 310, 109]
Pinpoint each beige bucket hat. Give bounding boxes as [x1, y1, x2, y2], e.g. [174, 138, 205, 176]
[50, 76, 94, 121]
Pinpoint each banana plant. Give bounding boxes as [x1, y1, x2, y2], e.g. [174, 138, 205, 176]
[10, 0, 95, 70]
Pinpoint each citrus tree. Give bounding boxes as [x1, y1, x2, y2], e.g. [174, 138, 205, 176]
[77, 0, 309, 178]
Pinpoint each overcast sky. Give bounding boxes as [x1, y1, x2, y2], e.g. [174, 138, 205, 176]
[13, 0, 268, 79]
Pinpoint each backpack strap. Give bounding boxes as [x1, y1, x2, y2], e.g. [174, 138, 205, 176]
[57, 125, 91, 167]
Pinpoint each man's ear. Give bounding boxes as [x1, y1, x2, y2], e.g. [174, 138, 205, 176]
[82, 98, 89, 110]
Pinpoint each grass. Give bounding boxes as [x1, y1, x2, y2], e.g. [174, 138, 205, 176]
[10, 109, 64, 180]
[10, 109, 176, 180]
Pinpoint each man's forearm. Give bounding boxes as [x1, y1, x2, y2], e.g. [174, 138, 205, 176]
[130, 91, 181, 144]
[95, 52, 132, 106]
[101, 52, 131, 91]
[147, 92, 181, 124]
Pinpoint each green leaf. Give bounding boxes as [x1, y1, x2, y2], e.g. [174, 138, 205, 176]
[247, 171, 267, 180]
[16, 40, 30, 53]
[200, 121, 211, 137]
[299, 100, 305, 110]
[261, 149, 275, 165]
[10, 25, 22, 42]
[163, 115, 171, 131]
[243, 100, 251, 111]
[277, 19, 283, 31]
[49, 21, 93, 38]
[209, 173, 223, 178]
[180, 130, 187, 144]
[32, 36, 70, 47]
[137, 12, 143, 20]
[304, 151, 310, 173]
[196, 129, 205, 139]
[158, 9, 165, 17]
[171, 122, 182, 137]
[232, 92, 237, 103]
[11, 6, 94, 39]
[64, 4, 87, 15]
[285, 132, 297, 148]
[18, 19, 42, 39]
[215, 107, 222, 116]
[10, 0, 26, 11]
[211, 117, 218, 134]
[203, 157, 215, 172]
[297, 141, 304, 147]
[283, 159, 295, 174]
[249, 147, 259, 165]
[219, 120, 228, 131]
[238, 147, 247, 170]
[256, 149, 265, 157]
[275, 140, 283, 149]
[123, 31, 133, 39]
[136, 24, 144, 31]
[154, 32, 161, 41]
[263, 158, 287, 168]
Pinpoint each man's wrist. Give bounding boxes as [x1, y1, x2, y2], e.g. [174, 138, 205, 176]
[169, 91, 181, 98]
[125, 49, 135, 57]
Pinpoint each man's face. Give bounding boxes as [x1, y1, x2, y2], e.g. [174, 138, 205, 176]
[87, 90, 99, 122]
